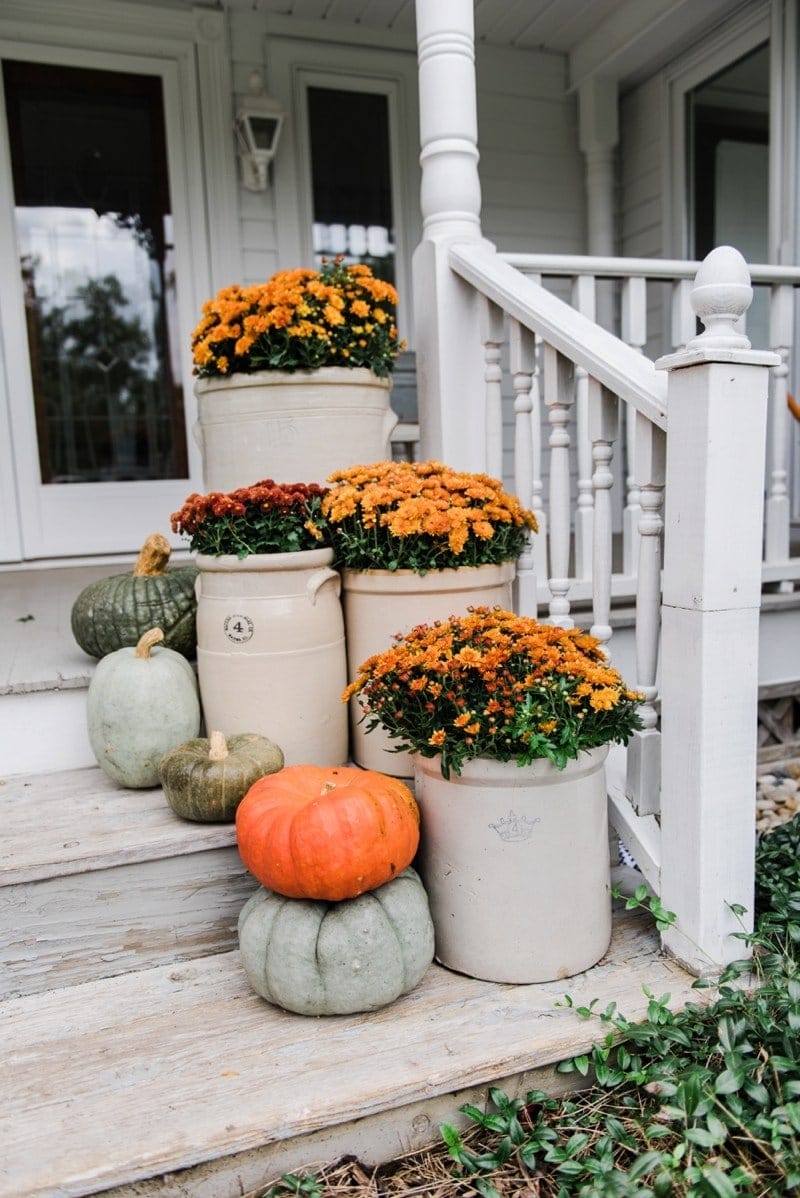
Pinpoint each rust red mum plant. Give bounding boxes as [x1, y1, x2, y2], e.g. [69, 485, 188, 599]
[343, 607, 643, 778]
[171, 480, 329, 558]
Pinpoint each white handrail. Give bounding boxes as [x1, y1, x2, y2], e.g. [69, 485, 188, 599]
[503, 251, 800, 286]
[449, 241, 668, 429]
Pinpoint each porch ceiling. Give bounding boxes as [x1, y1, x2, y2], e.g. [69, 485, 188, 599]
[216, 0, 751, 89]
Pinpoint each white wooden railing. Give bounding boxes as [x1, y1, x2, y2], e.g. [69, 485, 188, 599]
[413, 0, 781, 975]
[503, 253, 800, 596]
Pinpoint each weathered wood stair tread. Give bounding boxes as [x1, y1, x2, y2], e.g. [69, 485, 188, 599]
[1, 767, 254, 1000]
[2, 908, 701, 1198]
[0, 766, 235, 885]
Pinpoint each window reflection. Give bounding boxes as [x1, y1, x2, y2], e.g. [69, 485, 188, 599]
[3, 60, 187, 484]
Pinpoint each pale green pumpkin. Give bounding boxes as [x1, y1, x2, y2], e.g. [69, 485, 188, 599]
[237, 867, 435, 1016]
[87, 628, 201, 789]
[159, 730, 284, 823]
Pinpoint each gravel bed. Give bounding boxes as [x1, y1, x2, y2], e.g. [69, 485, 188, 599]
[756, 759, 800, 834]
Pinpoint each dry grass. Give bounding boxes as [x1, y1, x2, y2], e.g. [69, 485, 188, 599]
[250, 1132, 548, 1196]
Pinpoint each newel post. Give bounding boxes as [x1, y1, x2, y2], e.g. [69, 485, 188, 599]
[657, 246, 778, 974]
[412, 0, 489, 469]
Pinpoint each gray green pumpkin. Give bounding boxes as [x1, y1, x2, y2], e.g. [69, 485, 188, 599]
[159, 730, 284, 823]
[71, 533, 198, 659]
[87, 628, 201, 789]
[237, 867, 435, 1015]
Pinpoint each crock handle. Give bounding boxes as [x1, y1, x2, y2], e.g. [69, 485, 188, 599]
[307, 567, 341, 604]
[382, 406, 399, 451]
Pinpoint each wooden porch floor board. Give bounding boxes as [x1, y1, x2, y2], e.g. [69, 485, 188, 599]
[2, 908, 702, 1198]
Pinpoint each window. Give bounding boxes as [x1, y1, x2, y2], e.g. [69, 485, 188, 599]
[307, 85, 396, 284]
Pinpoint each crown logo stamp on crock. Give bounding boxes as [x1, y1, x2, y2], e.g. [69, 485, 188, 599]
[489, 810, 540, 842]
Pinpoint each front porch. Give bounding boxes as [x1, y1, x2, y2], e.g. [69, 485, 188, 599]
[1, 751, 697, 1198]
[3, 2, 800, 1191]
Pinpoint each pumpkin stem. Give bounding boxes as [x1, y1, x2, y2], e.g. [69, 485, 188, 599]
[135, 628, 165, 659]
[208, 730, 229, 761]
[133, 533, 171, 577]
[321, 780, 337, 795]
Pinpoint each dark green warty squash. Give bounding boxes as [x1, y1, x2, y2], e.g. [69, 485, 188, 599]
[159, 730, 284, 823]
[71, 533, 198, 659]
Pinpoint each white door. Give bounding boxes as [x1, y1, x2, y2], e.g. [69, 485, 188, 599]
[0, 30, 215, 560]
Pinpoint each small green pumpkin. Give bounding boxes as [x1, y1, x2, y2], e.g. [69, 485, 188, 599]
[71, 533, 198, 659]
[87, 628, 201, 789]
[237, 867, 435, 1015]
[160, 730, 284, 823]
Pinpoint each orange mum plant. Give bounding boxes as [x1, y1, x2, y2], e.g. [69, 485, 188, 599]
[344, 607, 643, 778]
[191, 257, 401, 379]
[321, 460, 538, 573]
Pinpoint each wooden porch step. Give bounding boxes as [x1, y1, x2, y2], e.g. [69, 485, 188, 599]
[2, 906, 701, 1198]
[0, 561, 133, 776]
[0, 766, 256, 1000]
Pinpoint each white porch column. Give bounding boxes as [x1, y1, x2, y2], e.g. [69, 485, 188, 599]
[412, 0, 489, 470]
[657, 247, 778, 974]
[578, 77, 618, 263]
[578, 76, 625, 542]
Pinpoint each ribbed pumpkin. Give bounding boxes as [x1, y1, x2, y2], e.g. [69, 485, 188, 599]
[87, 628, 201, 788]
[237, 867, 434, 1015]
[71, 533, 198, 659]
[159, 730, 284, 822]
[236, 764, 420, 901]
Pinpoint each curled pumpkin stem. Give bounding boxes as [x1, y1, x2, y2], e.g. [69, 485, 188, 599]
[133, 533, 172, 578]
[135, 628, 165, 659]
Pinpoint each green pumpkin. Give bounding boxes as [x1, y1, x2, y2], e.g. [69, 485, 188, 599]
[237, 867, 435, 1015]
[87, 628, 201, 789]
[159, 730, 284, 823]
[71, 533, 198, 659]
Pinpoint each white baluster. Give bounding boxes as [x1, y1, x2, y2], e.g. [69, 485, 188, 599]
[509, 319, 537, 616]
[626, 415, 666, 817]
[589, 381, 617, 655]
[765, 283, 794, 590]
[482, 299, 505, 481]
[572, 275, 595, 581]
[621, 276, 646, 576]
[671, 277, 695, 351]
[543, 344, 574, 627]
[529, 339, 548, 585]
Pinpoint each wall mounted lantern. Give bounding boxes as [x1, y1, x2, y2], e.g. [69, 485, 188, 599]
[235, 73, 285, 192]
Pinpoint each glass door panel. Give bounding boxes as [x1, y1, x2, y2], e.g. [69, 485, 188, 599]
[0, 51, 202, 559]
[688, 44, 769, 347]
[4, 60, 187, 487]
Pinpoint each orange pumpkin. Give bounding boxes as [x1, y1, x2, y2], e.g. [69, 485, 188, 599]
[235, 765, 420, 901]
